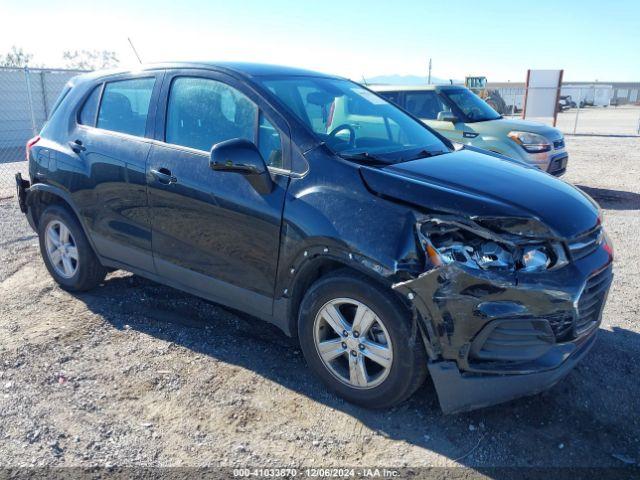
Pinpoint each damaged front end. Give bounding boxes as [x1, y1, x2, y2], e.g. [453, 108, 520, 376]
[393, 214, 613, 414]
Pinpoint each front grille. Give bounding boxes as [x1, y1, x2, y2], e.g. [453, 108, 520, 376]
[547, 313, 574, 341]
[470, 268, 612, 366]
[470, 319, 555, 363]
[548, 154, 568, 176]
[568, 226, 603, 261]
[553, 138, 565, 149]
[576, 266, 613, 334]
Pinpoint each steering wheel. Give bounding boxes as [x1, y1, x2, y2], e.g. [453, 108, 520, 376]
[328, 123, 356, 148]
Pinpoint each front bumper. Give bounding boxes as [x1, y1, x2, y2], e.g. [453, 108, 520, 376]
[394, 242, 613, 414]
[547, 153, 568, 176]
[507, 136, 568, 176]
[428, 329, 596, 413]
[520, 150, 568, 176]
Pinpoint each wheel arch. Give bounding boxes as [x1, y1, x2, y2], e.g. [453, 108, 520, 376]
[26, 184, 99, 256]
[282, 250, 406, 339]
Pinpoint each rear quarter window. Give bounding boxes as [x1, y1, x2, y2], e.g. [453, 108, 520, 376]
[97, 78, 155, 137]
[79, 85, 102, 126]
[49, 85, 72, 119]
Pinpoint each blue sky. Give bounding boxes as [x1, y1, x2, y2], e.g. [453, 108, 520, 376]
[2, 0, 639, 81]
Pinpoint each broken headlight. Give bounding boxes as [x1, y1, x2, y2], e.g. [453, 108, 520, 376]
[419, 220, 566, 272]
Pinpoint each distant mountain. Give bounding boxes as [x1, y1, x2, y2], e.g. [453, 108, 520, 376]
[364, 74, 461, 86]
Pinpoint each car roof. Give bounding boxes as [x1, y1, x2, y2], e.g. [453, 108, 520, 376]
[74, 62, 340, 83]
[369, 84, 465, 92]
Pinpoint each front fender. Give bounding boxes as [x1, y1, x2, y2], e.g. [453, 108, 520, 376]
[281, 242, 395, 295]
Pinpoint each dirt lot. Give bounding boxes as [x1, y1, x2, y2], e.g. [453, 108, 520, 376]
[0, 135, 639, 471]
[0, 159, 26, 197]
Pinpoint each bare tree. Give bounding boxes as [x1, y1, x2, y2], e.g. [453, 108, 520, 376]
[62, 50, 120, 70]
[0, 46, 34, 68]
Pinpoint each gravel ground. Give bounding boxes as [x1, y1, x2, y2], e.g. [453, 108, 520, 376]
[0, 135, 639, 470]
[0, 159, 27, 197]
[556, 105, 640, 136]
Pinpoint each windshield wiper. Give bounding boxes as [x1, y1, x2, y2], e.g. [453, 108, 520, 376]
[339, 151, 390, 164]
[400, 149, 449, 162]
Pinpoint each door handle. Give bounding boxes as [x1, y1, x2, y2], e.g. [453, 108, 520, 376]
[151, 168, 177, 185]
[69, 139, 86, 153]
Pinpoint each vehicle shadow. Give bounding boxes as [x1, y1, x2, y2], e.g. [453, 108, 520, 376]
[75, 273, 640, 470]
[576, 185, 640, 211]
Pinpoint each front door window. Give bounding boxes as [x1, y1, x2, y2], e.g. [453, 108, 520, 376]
[165, 77, 257, 152]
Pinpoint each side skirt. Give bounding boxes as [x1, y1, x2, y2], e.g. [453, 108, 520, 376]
[98, 256, 290, 335]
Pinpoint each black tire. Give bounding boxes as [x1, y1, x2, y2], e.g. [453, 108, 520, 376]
[298, 270, 428, 408]
[38, 204, 107, 291]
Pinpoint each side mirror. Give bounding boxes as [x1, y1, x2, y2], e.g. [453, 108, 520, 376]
[210, 138, 273, 194]
[437, 111, 458, 123]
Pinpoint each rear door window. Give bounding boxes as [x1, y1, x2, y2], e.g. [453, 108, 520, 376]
[97, 78, 155, 136]
[404, 91, 450, 120]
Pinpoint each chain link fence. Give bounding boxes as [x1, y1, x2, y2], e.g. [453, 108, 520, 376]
[491, 85, 640, 136]
[0, 66, 86, 197]
[2, 69, 639, 197]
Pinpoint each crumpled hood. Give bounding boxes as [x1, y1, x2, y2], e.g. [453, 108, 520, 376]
[359, 148, 599, 239]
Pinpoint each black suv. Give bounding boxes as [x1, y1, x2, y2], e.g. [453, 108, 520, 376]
[16, 63, 613, 413]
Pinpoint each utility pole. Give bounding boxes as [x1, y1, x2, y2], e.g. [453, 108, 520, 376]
[427, 58, 432, 85]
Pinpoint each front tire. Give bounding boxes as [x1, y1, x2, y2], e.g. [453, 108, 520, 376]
[298, 270, 427, 408]
[38, 205, 107, 291]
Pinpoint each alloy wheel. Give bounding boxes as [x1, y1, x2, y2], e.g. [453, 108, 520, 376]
[313, 298, 393, 389]
[44, 219, 79, 279]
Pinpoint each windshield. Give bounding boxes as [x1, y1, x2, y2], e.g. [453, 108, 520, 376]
[441, 88, 501, 122]
[259, 77, 449, 162]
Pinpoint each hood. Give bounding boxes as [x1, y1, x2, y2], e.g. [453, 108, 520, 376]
[480, 117, 563, 140]
[359, 148, 599, 239]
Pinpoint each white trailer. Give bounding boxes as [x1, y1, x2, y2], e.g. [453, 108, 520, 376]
[562, 84, 613, 107]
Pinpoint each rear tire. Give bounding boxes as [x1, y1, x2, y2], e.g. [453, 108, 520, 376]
[298, 270, 427, 408]
[38, 205, 107, 291]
